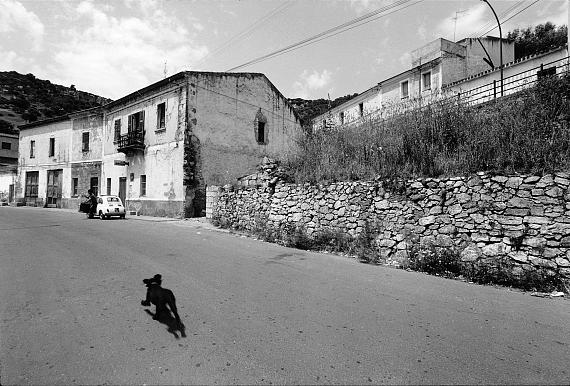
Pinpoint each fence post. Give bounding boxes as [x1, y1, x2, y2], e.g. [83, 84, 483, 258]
[493, 80, 497, 100]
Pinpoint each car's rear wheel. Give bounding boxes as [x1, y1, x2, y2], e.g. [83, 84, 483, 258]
[99, 211, 106, 220]
[120, 214, 125, 219]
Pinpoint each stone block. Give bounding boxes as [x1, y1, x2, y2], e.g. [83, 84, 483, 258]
[439, 225, 456, 234]
[509, 251, 528, 263]
[429, 206, 442, 215]
[496, 215, 523, 226]
[524, 237, 547, 248]
[491, 176, 509, 183]
[448, 204, 462, 215]
[470, 213, 485, 223]
[483, 243, 508, 256]
[457, 193, 471, 203]
[523, 216, 550, 225]
[418, 215, 436, 226]
[545, 187, 563, 197]
[505, 177, 523, 188]
[524, 176, 541, 184]
[504, 208, 530, 216]
[508, 197, 530, 208]
[375, 200, 390, 210]
[461, 245, 482, 262]
[555, 257, 570, 267]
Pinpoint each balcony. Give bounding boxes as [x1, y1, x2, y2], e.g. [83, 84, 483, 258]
[117, 131, 145, 154]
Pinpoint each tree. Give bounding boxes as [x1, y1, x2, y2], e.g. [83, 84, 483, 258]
[507, 22, 568, 60]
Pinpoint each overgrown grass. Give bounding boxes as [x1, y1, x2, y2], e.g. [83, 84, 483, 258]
[286, 75, 570, 183]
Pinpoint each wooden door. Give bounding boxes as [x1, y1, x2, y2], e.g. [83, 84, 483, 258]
[119, 177, 127, 205]
[46, 169, 62, 207]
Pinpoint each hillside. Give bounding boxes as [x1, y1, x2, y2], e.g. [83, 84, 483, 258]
[0, 71, 112, 133]
[289, 93, 358, 125]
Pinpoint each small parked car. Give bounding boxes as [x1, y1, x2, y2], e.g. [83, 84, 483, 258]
[96, 195, 126, 220]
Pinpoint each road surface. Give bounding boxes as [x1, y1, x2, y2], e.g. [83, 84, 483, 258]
[1, 206, 569, 385]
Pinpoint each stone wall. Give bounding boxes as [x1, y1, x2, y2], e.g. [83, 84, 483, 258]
[208, 172, 570, 281]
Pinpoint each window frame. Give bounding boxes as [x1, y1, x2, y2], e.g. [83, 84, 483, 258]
[358, 103, 364, 117]
[114, 119, 121, 143]
[82, 132, 90, 152]
[49, 137, 55, 157]
[400, 80, 409, 99]
[422, 71, 432, 92]
[156, 102, 166, 131]
[256, 121, 266, 144]
[140, 175, 147, 197]
[30, 140, 35, 158]
[1, 141, 11, 150]
[72, 177, 78, 197]
[106, 178, 111, 196]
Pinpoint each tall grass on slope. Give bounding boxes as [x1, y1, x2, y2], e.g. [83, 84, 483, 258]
[287, 75, 570, 184]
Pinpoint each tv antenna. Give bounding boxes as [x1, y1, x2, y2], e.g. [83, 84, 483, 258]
[163, 60, 168, 78]
[452, 10, 468, 41]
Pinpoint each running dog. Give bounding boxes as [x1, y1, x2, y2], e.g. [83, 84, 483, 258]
[141, 274, 185, 337]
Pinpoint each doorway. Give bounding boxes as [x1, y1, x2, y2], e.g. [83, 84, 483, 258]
[118, 177, 127, 205]
[46, 169, 63, 207]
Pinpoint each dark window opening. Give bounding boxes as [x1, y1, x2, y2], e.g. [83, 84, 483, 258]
[25, 171, 39, 198]
[157, 102, 166, 130]
[422, 72, 431, 91]
[128, 111, 145, 133]
[257, 121, 265, 143]
[72, 178, 78, 196]
[359, 103, 364, 117]
[82, 132, 89, 152]
[49, 138, 55, 157]
[114, 119, 121, 142]
[401, 80, 409, 99]
[140, 175, 146, 197]
[340, 112, 345, 124]
[30, 140, 35, 158]
[1, 142, 11, 150]
[107, 178, 111, 196]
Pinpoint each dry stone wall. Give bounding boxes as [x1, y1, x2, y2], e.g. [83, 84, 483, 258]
[207, 172, 570, 280]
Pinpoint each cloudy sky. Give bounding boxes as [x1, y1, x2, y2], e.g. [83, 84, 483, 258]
[1, 0, 567, 100]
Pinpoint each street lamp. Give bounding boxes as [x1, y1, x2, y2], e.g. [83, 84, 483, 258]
[481, 0, 504, 97]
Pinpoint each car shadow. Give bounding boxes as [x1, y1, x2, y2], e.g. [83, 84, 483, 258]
[144, 309, 187, 339]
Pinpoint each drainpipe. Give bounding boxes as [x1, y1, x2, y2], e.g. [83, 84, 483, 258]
[482, 0, 503, 97]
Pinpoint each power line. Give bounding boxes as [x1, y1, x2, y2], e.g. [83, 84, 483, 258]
[192, 1, 294, 69]
[226, 0, 421, 72]
[478, 0, 541, 37]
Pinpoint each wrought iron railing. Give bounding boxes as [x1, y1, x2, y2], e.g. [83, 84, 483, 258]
[117, 130, 145, 152]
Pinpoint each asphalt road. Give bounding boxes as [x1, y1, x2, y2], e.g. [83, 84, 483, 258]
[1, 206, 569, 385]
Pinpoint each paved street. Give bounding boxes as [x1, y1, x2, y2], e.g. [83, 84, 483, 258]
[1, 207, 569, 385]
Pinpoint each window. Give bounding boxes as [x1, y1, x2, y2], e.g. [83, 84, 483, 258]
[72, 178, 78, 196]
[401, 80, 409, 99]
[340, 112, 345, 125]
[25, 171, 39, 198]
[359, 103, 364, 117]
[82, 132, 89, 152]
[422, 72, 431, 91]
[322, 119, 326, 128]
[140, 175, 146, 197]
[30, 140, 35, 158]
[114, 119, 121, 142]
[107, 178, 111, 195]
[49, 137, 55, 157]
[256, 121, 265, 143]
[156, 102, 166, 130]
[128, 111, 145, 133]
[1, 142, 11, 150]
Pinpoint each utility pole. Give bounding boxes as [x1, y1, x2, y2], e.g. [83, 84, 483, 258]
[481, 0, 503, 97]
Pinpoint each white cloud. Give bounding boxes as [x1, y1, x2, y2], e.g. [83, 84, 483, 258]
[0, 0, 44, 51]
[47, 1, 208, 98]
[292, 69, 333, 99]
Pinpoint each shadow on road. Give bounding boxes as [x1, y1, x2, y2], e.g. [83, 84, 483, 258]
[144, 309, 187, 339]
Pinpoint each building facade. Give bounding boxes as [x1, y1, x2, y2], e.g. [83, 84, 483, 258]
[102, 71, 301, 218]
[312, 36, 515, 130]
[15, 71, 301, 217]
[0, 128, 18, 203]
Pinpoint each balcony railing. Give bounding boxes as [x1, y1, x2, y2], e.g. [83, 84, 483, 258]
[117, 131, 145, 154]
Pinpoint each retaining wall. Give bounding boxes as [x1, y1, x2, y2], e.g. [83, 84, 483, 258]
[207, 172, 570, 280]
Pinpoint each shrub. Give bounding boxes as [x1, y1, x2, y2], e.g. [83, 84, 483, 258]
[405, 243, 462, 277]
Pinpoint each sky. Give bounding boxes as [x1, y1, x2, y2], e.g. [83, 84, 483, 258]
[0, 0, 567, 100]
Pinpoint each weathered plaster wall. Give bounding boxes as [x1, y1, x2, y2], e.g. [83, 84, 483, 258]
[189, 73, 300, 184]
[16, 119, 72, 205]
[102, 84, 186, 217]
[210, 172, 570, 282]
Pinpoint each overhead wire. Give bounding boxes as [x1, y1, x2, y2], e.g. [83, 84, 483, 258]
[477, 0, 541, 37]
[192, 1, 294, 69]
[226, 0, 422, 72]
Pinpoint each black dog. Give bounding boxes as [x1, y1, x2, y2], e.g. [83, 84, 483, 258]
[141, 274, 185, 338]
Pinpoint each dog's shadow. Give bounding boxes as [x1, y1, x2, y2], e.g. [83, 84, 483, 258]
[144, 309, 187, 339]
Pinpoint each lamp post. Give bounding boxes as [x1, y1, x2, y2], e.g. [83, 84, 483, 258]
[481, 0, 503, 97]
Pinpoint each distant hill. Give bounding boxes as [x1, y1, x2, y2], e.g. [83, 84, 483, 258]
[0, 71, 112, 133]
[289, 93, 358, 126]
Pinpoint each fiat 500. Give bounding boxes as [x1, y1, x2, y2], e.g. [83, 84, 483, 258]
[96, 195, 126, 219]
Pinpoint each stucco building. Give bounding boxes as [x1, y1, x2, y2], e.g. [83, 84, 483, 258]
[102, 71, 301, 218]
[15, 71, 301, 217]
[0, 128, 18, 203]
[312, 36, 515, 130]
